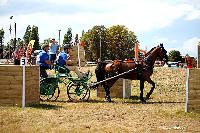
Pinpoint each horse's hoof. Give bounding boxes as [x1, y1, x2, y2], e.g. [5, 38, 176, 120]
[146, 96, 150, 100]
[140, 99, 146, 103]
[105, 98, 112, 102]
[146, 93, 151, 99]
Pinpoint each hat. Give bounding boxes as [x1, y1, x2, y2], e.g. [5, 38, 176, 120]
[64, 44, 71, 49]
[41, 44, 49, 49]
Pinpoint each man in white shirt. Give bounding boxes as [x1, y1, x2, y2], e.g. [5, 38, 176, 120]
[49, 38, 59, 63]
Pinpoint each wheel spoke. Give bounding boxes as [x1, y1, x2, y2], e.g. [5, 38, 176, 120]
[67, 82, 90, 102]
[40, 79, 60, 101]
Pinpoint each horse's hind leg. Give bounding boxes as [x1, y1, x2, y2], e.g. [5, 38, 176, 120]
[146, 78, 155, 100]
[140, 80, 146, 103]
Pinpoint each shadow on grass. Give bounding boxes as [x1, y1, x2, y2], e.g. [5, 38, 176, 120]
[86, 99, 109, 103]
[29, 103, 63, 109]
[129, 95, 140, 100]
[123, 101, 185, 105]
[57, 96, 185, 104]
[28, 96, 185, 106]
[144, 101, 185, 104]
[121, 95, 185, 104]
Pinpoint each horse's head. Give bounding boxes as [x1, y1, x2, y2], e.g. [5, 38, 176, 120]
[157, 43, 168, 64]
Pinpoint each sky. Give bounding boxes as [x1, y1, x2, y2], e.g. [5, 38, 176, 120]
[0, 0, 200, 57]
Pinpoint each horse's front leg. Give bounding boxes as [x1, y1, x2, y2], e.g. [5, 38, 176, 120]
[146, 78, 155, 100]
[140, 80, 146, 103]
[103, 83, 111, 102]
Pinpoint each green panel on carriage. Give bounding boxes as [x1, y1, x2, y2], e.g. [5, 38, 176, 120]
[55, 65, 70, 74]
[40, 77, 58, 95]
[0, 65, 40, 106]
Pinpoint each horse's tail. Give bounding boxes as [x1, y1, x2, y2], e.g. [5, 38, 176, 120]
[95, 62, 107, 82]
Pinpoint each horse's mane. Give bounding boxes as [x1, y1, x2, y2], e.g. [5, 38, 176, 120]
[144, 47, 156, 57]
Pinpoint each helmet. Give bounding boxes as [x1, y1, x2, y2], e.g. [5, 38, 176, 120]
[64, 44, 71, 49]
[41, 44, 49, 50]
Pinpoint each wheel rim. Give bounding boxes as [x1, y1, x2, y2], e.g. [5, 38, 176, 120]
[40, 82, 60, 101]
[67, 82, 90, 102]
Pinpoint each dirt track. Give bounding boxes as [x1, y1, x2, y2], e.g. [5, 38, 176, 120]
[1, 67, 200, 133]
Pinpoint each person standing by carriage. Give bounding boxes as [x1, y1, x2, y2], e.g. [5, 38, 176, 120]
[49, 38, 59, 63]
[39, 44, 52, 78]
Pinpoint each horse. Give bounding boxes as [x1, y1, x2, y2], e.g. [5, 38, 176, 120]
[95, 43, 168, 103]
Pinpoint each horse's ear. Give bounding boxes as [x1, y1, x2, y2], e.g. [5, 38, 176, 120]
[160, 43, 163, 48]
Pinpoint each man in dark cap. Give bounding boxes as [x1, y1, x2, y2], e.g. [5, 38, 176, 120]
[57, 44, 88, 79]
[39, 44, 52, 78]
[57, 44, 71, 67]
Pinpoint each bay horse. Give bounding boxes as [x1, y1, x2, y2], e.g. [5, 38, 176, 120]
[95, 44, 168, 102]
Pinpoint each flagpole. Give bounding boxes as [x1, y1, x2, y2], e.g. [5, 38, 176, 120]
[78, 42, 81, 67]
[9, 16, 13, 60]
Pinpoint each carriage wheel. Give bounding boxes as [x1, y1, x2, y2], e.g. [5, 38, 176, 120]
[67, 82, 90, 102]
[40, 82, 60, 101]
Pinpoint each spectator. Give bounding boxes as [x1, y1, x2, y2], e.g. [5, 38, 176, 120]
[13, 46, 24, 65]
[49, 38, 59, 63]
[26, 43, 33, 64]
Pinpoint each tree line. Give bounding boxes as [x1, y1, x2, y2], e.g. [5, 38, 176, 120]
[0, 24, 197, 61]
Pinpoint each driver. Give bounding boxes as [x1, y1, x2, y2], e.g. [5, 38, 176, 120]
[39, 44, 53, 78]
[57, 44, 88, 79]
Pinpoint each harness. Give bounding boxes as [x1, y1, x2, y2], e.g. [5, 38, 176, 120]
[91, 67, 136, 87]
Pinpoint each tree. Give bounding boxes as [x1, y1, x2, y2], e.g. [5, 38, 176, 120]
[43, 38, 51, 45]
[29, 25, 40, 50]
[81, 25, 138, 61]
[128, 31, 137, 59]
[17, 38, 24, 47]
[168, 50, 182, 62]
[23, 25, 40, 50]
[0, 28, 5, 47]
[82, 30, 85, 36]
[63, 28, 72, 45]
[106, 25, 137, 60]
[40, 38, 51, 50]
[81, 25, 107, 61]
[23, 25, 31, 45]
[80, 30, 96, 61]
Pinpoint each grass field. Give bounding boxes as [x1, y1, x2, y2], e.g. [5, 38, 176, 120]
[1, 67, 200, 133]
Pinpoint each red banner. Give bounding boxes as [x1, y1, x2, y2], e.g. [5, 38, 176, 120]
[186, 57, 193, 68]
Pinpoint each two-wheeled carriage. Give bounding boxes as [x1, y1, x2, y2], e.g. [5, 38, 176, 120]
[40, 65, 92, 102]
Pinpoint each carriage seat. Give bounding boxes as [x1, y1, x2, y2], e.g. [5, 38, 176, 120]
[55, 65, 70, 77]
